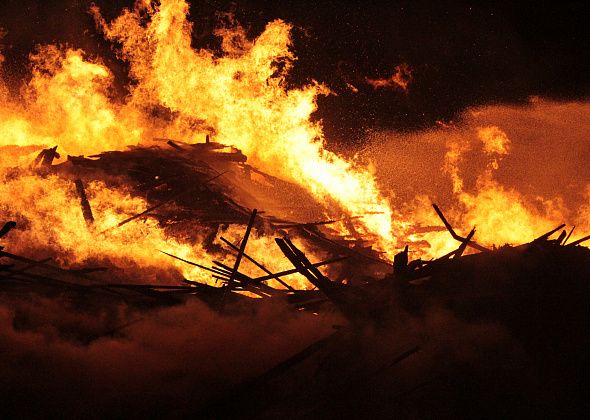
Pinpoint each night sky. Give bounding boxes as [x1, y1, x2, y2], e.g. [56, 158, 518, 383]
[1, 0, 590, 141]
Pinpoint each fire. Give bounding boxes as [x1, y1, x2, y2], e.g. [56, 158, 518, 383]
[0, 0, 399, 287]
[0, 47, 140, 157]
[0, 170, 318, 289]
[92, 0, 395, 253]
[375, 119, 586, 259]
[443, 126, 559, 246]
[2, 0, 590, 286]
[0, 0, 396, 267]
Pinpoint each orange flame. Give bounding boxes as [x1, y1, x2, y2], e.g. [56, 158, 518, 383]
[0, 0, 397, 287]
[92, 0, 395, 253]
[2, 0, 588, 285]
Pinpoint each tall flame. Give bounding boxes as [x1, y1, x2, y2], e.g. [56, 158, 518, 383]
[446, 126, 558, 246]
[92, 0, 395, 252]
[0, 0, 397, 288]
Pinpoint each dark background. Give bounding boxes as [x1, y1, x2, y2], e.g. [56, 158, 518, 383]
[1, 0, 590, 141]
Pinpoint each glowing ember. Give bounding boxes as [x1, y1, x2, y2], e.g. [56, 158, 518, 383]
[366, 63, 413, 92]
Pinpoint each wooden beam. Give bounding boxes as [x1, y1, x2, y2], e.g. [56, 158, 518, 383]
[567, 234, 590, 248]
[563, 226, 576, 245]
[251, 256, 348, 283]
[225, 209, 257, 294]
[0, 221, 16, 238]
[219, 236, 294, 290]
[533, 223, 566, 242]
[432, 204, 490, 252]
[159, 250, 231, 278]
[74, 179, 94, 226]
[454, 227, 476, 259]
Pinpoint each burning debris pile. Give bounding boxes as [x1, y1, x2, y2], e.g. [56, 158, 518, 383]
[3, 173, 590, 418]
[0, 135, 393, 306]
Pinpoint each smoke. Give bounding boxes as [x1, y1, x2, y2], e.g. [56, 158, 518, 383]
[365, 98, 590, 204]
[0, 292, 340, 418]
[361, 98, 590, 249]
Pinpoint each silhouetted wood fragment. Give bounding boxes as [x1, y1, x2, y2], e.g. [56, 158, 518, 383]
[32, 146, 60, 168]
[567, 234, 590, 247]
[250, 256, 348, 283]
[43, 146, 59, 165]
[225, 209, 257, 294]
[454, 227, 476, 259]
[167, 140, 184, 150]
[533, 223, 566, 242]
[563, 226, 576, 245]
[393, 245, 409, 276]
[432, 204, 490, 252]
[74, 179, 94, 226]
[275, 237, 337, 296]
[159, 250, 230, 278]
[0, 221, 16, 238]
[220, 236, 294, 290]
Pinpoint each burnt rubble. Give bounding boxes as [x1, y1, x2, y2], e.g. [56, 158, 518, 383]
[3, 143, 590, 418]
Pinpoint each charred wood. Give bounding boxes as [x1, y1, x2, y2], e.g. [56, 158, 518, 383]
[224, 209, 257, 294]
[432, 203, 490, 252]
[74, 179, 95, 226]
[219, 235, 294, 290]
[0, 221, 16, 238]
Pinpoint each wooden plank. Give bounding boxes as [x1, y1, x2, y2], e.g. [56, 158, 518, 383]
[74, 179, 94, 226]
[567, 234, 590, 247]
[533, 223, 566, 242]
[275, 237, 331, 291]
[225, 209, 257, 294]
[219, 236, 294, 290]
[159, 250, 231, 278]
[0, 221, 16, 238]
[250, 256, 348, 283]
[563, 226, 575, 245]
[454, 227, 476, 259]
[432, 204, 490, 252]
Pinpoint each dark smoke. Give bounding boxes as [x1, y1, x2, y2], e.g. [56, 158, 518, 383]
[0, 292, 341, 418]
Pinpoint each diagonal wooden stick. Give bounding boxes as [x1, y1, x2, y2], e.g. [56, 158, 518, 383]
[224, 209, 257, 295]
[432, 204, 490, 252]
[219, 236, 294, 290]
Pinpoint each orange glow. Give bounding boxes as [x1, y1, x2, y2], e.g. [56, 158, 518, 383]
[0, 171, 321, 288]
[92, 0, 395, 253]
[363, 106, 590, 260]
[0, 0, 393, 287]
